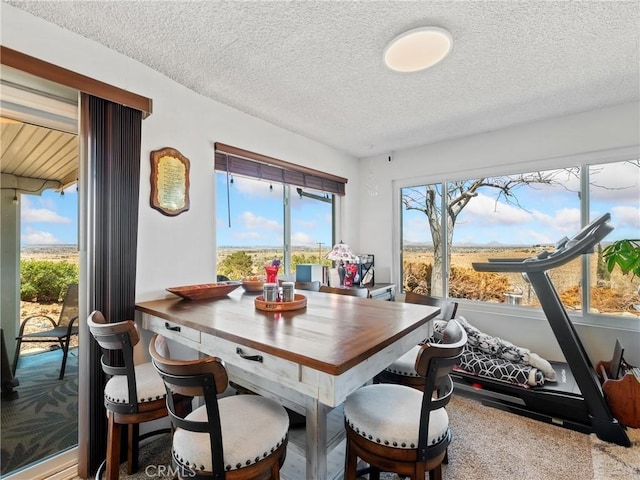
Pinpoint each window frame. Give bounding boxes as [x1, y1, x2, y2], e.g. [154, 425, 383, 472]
[215, 172, 336, 278]
[393, 145, 639, 332]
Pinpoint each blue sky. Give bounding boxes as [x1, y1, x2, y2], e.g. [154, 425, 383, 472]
[215, 172, 333, 248]
[402, 162, 640, 246]
[19, 162, 639, 247]
[20, 186, 78, 245]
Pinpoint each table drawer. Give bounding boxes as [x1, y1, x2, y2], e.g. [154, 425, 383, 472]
[201, 333, 300, 385]
[143, 315, 201, 344]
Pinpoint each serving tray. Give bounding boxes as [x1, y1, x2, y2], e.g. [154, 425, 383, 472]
[255, 293, 307, 312]
[166, 282, 240, 300]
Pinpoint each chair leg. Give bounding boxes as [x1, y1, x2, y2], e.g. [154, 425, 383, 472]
[127, 423, 140, 474]
[369, 466, 381, 480]
[271, 462, 280, 480]
[428, 464, 442, 480]
[106, 414, 121, 480]
[11, 339, 22, 375]
[344, 440, 358, 480]
[59, 337, 71, 380]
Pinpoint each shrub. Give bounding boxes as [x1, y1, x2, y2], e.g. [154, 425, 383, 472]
[217, 251, 255, 280]
[404, 261, 510, 302]
[20, 260, 79, 302]
[449, 266, 510, 302]
[560, 284, 638, 314]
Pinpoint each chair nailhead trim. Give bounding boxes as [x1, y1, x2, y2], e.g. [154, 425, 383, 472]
[385, 367, 420, 377]
[346, 417, 447, 450]
[176, 434, 288, 473]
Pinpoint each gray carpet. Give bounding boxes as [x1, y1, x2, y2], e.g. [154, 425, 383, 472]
[0, 348, 78, 476]
[104, 393, 639, 479]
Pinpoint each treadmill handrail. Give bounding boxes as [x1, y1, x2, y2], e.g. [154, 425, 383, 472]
[473, 213, 613, 273]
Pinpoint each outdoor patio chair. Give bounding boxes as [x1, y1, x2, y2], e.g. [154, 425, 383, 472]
[12, 283, 79, 380]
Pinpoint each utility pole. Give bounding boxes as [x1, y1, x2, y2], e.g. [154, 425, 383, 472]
[317, 242, 324, 263]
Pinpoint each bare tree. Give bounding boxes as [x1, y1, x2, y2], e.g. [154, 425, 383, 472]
[402, 170, 577, 296]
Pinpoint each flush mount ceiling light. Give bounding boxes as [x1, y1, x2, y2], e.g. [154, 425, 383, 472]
[384, 26, 452, 73]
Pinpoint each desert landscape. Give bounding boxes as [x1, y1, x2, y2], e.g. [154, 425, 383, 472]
[16, 242, 638, 355]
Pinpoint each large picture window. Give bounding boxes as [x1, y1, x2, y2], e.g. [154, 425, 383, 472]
[214, 144, 344, 280]
[401, 159, 639, 319]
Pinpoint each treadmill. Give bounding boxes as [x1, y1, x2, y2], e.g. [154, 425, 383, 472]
[453, 213, 630, 446]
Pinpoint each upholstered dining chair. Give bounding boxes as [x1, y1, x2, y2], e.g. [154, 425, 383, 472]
[87, 311, 170, 480]
[343, 319, 467, 480]
[149, 334, 290, 480]
[13, 283, 79, 380]
[319, 285, 368, 298]
[405, 291, 458, 323]
[375, 292, 458, 390]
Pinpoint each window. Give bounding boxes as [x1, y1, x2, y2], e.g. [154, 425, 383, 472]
[587, 161, 640, 315]
[216, 173, 285, 279]
[401, 159, 639, 320]
[214, 144, 345, 280]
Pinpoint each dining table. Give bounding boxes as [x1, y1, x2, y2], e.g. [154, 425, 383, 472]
[136, 287, 439, 480]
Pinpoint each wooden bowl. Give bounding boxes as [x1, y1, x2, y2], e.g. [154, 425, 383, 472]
[242, 279, 265, 292]
[167, 282, 240, 300]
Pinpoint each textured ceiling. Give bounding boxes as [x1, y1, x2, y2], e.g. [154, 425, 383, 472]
[4, 0, 640, 158]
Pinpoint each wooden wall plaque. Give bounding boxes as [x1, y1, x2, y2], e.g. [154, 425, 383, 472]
[150, 147, 190, 216]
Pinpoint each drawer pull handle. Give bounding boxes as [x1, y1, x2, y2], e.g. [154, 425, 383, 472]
[164, 322, 181, 332]
[236, 347, 263, 363]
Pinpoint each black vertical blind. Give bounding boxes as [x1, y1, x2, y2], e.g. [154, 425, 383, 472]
[79, 94, 141, 478]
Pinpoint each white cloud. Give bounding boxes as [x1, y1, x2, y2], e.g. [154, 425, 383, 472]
[611, 205, 640, 229]
[532, 208, 581, 236]
[292, 232, 316, 246]
[239, 211, 281, 233]
[233, 177, 281, 198]
[21, 196, 72, 224]
[21, 227, 62, 245]
[462, 193, 532, 225]
[588, 161, 640, 202]
[295, 219, 316, 230]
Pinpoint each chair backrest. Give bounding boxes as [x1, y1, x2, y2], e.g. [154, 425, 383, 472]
[87, 310, 141, 413]
[319, 285, 368, 298]
[295, 281, 321, 292]
[414, 319, 467, 460]
[405, 290, 458, 320]
[149, 334, 229, 397]
[58, 283, 79, 327]
[149, 334, 229, 476]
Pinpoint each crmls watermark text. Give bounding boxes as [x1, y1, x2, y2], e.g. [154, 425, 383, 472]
[144, 464, 196, 478]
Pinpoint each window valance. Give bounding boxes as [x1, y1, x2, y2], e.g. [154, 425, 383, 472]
[214, 143, 347, 196]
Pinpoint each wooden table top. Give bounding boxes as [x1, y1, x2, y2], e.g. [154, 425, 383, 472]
[136, 289, 439, 376]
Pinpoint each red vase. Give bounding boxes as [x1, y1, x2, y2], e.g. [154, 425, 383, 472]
[265, 266, 279, 284]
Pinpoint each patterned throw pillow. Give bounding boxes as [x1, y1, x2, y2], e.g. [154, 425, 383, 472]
[431, 317, 556, 383]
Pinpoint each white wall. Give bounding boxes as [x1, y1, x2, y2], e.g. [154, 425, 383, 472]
[1, 4, 360, 302]
[358, 103, 640, 365]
